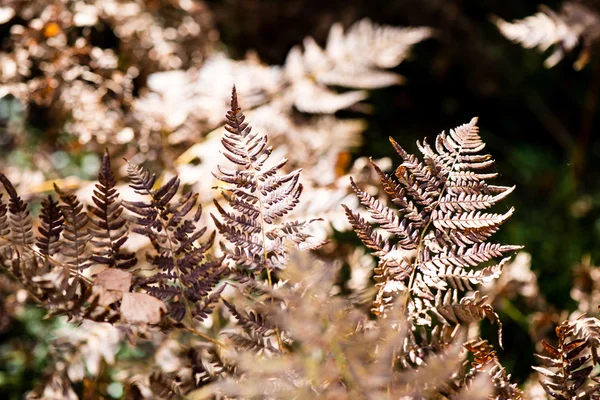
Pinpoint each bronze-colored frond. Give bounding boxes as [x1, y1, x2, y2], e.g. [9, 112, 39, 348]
[36, 195, 64, 260]
[88, 150, 136, 269]
[213, 86, 320, 278]
[495, 2, 600, 70]
[0, 173, 35, 248]
[54, 184, 92, 272]
[345, 117, 522, 335]
[123, 162, 227, 322]
[464, 339, 523, 399]
[534, 320, 600, 398]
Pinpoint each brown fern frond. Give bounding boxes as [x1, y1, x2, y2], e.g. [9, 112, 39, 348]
[397, 324, 462, 369]
[342, 204, 389, 255]
[36, 195, 64, 261]
[123, 163, 227, 323]
[0, 175, 93, 313]
[88, 149, 136, 270]
[222, 297, 281, 356]
[285, 19, 433, 113]
[464, 339, 523, 399]
[345, 117, 522, 336]
[145, 371, 186, 399]
[130, 342, 234, 399]
[534, 320, 600, 399]
[54, 184, 92, 272]
[213, 86, 320, 278]
[494, 2, 600, 70]
[0, 173, 35, 248]
[350, 177, 420, 249]
[430, 291, 503, 347]
[0, 193, 9, 241]
[223, 299, 275, 337]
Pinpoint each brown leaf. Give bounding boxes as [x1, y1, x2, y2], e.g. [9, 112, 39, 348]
[94, 269, 132, 292]
[120, 292, 167, 324]
[92, 269, 132, 306]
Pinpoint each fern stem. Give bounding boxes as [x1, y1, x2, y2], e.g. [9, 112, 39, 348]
[179, 323, 226, 348]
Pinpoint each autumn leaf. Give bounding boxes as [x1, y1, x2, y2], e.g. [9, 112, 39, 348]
[92, 269, 132, 307]
[120, 292, 167, 325]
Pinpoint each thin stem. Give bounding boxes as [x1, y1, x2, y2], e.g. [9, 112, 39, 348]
[179, 322, 227, 348]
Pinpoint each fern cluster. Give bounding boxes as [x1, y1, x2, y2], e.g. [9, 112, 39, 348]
[4, 86, 600, 399]
[0, 151, 227, 329]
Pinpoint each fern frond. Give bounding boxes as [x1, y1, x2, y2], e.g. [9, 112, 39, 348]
[223, 299, 275, 338]
[88, 150, 136, 270]
[0, 173, 35, 248]
[345, 117, 522, 336]
[342, 204, 389, 255]
[0, 193, 9, 241]
[123, 163, 227, 323]
[224, 330, 278, 355]
[436, 186, 515, 212]
[494, 3, 600, 70]
[213, 86, 319, 277]
[397, 324, 462, 368]
[287, 18, 432, 92]
[534, 320, 600, 399]
[54, 184, 91, 272]
[464, 339, 523, 399]
[350, 177, 419, 249]
[36, 195, 64, 260]
[432, 291, 503, 347]
[0, 174, 97, 316]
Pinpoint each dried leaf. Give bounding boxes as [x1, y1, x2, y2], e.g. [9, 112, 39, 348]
[120, 293, 167, 325]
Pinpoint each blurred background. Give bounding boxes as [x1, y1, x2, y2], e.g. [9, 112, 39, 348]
[1, 0, 600, 397]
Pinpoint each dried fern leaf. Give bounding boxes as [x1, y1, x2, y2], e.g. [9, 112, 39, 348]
[123, 162, 227, 323]
[495, 3, 600, 70]
[36, 195, 64, 260]
[88, 149, 136, 269]
[0, 173, 35, 248]
[54, 183, 92, 272]
[534, 320, 600, 399]
[213, 86, 320, 278]
[0, 174, 45, 293]
[345, 117, 522, 338]
[464, 339, 523, 399]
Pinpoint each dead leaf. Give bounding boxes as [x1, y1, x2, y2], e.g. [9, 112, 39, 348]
[120, 293, 167, 325]
[92, 269, 132, 306]
[94, 269, 131, 292]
